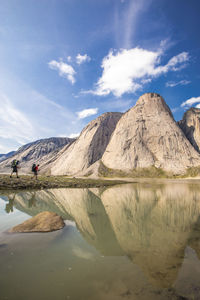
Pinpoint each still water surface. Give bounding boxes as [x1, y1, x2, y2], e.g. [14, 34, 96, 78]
[1, 182, 200, 300]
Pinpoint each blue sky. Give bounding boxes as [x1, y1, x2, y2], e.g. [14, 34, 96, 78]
[0, 0, 200, 153]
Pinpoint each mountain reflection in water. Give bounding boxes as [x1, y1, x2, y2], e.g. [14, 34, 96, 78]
[2, 182, 200, 292]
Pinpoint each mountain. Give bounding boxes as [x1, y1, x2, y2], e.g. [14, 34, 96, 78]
[0, 151, 16, 163]
[178, 107, 200, 153]
[100, 93, 200, 174]
[1, 93, 200, 176]
[50, 112, 122, 176]
[0, 137, 75, 174]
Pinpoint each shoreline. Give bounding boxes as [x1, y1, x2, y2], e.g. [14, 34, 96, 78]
[0, 174, 131, 191]
[1, 174, 200, 192]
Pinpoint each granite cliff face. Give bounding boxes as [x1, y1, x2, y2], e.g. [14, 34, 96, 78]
[102, 93, 200, 174]
[178, 107, 200, 153]
[50, 112, 122, 175]
[0, 137, 74, 174]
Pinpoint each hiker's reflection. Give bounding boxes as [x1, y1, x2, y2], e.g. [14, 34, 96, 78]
[5, 194, 16, 213]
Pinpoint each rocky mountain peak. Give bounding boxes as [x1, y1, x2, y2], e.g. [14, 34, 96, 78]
[102, 93, 200, 174]
[136, 93, 174, 118]
[50, 112, 123, 175]
[178, 107, 200, 153]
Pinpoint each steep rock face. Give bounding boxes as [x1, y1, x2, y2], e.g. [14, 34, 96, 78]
[102, 93, 200, 174]
[0, 137, 74, 174]
[178, 107, 200, 153]
[51, 112, 122, 175]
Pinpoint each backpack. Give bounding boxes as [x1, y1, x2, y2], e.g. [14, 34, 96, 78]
[11, 160, 17, 168]
[32, 163, 36, 172]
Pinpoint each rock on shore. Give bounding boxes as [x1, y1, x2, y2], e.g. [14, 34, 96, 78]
[9, 211, 65, 233]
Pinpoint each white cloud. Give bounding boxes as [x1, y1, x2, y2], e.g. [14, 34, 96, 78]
[88, 48, 189, 97]
[166, 80, 191, 87]
[171, 107, 179, 113]
[76, 108, 98, 119]
[76, 53, 91, 65]
[48, 60, 76, 84]
[69, 133, 80, 138]
[181, 97, 200, 108]
[67, 56, 72, 62]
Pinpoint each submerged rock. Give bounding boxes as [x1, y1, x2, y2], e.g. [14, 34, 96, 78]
[9, 211, 65, 233]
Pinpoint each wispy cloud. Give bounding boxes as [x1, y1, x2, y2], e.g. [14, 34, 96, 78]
[48, 60, 76, 84]
[76, 108, 98, 119]
[69, 133, 80, 138]
[76, 53, 91, 65]
[114, 0, 152, 48]
[67, 56, 72, 62]
[73, 247, 94, 260]
[0, 70, 83, 152]
[0, 94, 36, 146]
[123, 0, 148, 48]
[166, 80, 191, 87]
[181, 96, 200, 108]
[86, 48, 189, 97]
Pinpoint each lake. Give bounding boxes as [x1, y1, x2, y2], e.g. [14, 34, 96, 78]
[1, 182, 200, 300]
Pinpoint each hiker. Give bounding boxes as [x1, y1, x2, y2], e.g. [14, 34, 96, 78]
[10, 160, 20, 178]
[5, 194, 16, 213]
[32, 163, 39, 180]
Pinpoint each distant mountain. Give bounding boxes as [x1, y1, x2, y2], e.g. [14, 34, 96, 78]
[0, 137, 75, 174]
[0, 151, 16, 163]
[178, 107, 200, 153]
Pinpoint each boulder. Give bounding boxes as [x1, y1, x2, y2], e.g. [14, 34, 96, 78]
[9, 211, 65, 233]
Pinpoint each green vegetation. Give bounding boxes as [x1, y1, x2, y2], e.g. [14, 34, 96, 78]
[0, 174, 128, 191]
[98, 161, 173, 178]
[181, 166, 200, 178]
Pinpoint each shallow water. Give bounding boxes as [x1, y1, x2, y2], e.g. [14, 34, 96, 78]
[1, 182, 200, 299]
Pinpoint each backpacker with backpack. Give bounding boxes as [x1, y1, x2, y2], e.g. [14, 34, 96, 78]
[32, 163, 36, 172]
[11, 160, 18, 168]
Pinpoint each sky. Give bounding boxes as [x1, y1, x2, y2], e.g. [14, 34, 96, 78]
[0, 0, 200, 153]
